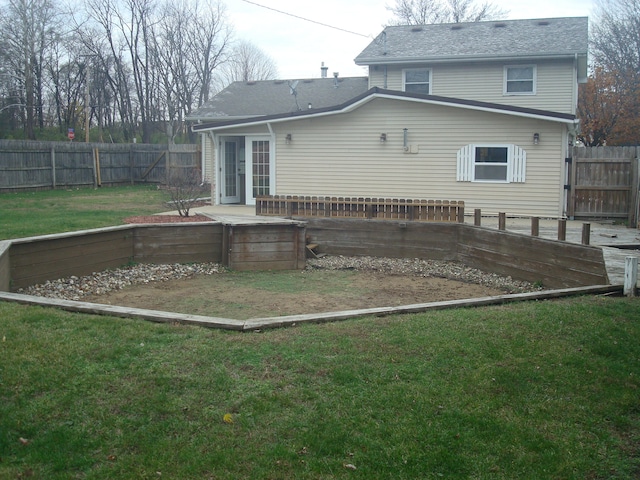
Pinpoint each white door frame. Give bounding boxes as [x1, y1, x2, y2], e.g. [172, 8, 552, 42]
[220, 138, 241, 204]
[245, 135, 274, 206]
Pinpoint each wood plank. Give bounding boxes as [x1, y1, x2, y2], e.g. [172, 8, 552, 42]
[242, 285, 622, 330]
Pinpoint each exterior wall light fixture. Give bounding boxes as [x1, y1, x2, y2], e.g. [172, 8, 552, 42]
[533, 133, 540, 144]
[285, 133, 292, 144]
[380, 133, 387, 142]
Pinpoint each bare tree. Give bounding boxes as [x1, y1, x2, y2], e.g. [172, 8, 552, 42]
[591, 0, 640, 90]
[388, 0, 507, 25]
[216, 40, 278, 88]
[590, 0, 640, 145]
[185, 1, 231, 107]
[1, 0, 60, 139]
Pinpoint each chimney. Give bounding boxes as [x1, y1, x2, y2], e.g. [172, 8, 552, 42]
[321, 62, 328, 78]
[333, 71, 339, 87]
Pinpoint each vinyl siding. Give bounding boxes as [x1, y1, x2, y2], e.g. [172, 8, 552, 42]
[270, 97, 567, 217]
[368, 58, 576, 114]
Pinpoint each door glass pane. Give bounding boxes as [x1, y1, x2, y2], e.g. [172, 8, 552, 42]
[224, 141, 237, 197]
[252, 140, 270, 198]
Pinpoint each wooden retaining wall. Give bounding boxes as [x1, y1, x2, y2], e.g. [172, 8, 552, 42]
[0, 241, 10, 292]
[3, 218, 609, 293]
[457, 225, 609, 288]
[222, 224, 306, 271]
[304, 218, 459, 261]
[5, 222, 306, 291]
[302, 218, 609, 288]
[10, 228, 136, 289]
[133, 224, 223, 265]
[8, 224, 224, 290]
[257, 195, 465, 223]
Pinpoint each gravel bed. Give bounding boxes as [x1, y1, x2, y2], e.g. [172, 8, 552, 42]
[18, 255, 537, 301]
[306, 256, 537, 293]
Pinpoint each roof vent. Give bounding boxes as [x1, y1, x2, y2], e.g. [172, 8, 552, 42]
[246, 81, 256, 85]
[451, 24, 463, 30]
[273, 80, 284, 84]
[493, 22, 507, 28]
[537, 20, 551, 26]
[303, 79, 313, 83]
[411, 26, 423, 32]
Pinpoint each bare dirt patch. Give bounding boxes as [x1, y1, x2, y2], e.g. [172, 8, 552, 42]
[82, 269, 507, 320]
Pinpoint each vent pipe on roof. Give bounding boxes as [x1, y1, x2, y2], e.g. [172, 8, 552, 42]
[321, 62, 328, 78]
[333, 72, 339, 88]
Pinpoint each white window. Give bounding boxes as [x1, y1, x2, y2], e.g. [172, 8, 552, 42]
[504, 65, 536, 95]
[456, 144, 527, 183]
[403, 68, 431, 94]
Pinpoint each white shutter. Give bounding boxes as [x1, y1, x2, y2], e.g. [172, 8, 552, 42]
[510, 145, 526, 183]
[456, 144, 474, 181]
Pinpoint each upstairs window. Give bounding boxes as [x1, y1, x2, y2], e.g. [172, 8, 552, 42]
[504, 65, 536, 95]
[403, 68, 431, 94]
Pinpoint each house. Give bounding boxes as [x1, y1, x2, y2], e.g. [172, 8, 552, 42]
[192, 17, 588, 217]
[187, 74, 369, 196]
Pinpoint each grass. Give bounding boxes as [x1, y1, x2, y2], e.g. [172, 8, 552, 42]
[1, 298, 639, 479]
[1, 187, 639, 478]
[0, 185, 170, 240]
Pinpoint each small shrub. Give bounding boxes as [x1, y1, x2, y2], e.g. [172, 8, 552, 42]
[166, 168, 207, 217]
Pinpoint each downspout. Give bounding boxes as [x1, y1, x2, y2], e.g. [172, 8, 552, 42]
[572, 53, 578, 116]
[200, 132, 206, 183]
[266, 122, 276, 194]
[208, 131, 219, 205]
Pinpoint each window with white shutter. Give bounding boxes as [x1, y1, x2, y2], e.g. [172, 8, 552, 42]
[457, 144, 526, 183]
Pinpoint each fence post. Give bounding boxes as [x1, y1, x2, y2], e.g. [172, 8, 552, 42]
[581, 223, 591, 245]
[624, 256, 638, 297]
[498, 212, 506, 231]
[531, 217, 539, 237]
[558, 219, 566, 241]
[50, 145, 56, 189]
[129, 144, 134, 184]
[474, 208, 481, 226]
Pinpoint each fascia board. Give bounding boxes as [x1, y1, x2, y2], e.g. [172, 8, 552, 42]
[356, 53, 584, 66]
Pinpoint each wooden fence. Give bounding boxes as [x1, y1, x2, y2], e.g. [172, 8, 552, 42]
[568, 146, 640, 226]
[0, 140, 199, 191]
[256, 195, 465, 223]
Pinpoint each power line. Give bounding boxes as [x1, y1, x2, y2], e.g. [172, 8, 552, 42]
[240, 0, 370, 38]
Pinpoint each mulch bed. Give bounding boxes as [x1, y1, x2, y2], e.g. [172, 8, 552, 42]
[123, 214, 212, 224]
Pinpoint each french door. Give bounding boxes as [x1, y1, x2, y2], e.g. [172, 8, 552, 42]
[221, 139, 240, 203]
[245, 136, 273, 205]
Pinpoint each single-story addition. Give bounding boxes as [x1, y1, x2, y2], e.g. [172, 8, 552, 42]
[192, 87, 578, 218]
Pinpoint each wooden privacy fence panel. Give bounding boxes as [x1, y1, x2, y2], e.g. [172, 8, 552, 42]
[0, 140, 199, 191]
[569, 146, 639, 225]
[257, 195, 465, 223]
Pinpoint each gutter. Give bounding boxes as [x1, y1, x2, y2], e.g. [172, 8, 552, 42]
[355, 53, 587, 66]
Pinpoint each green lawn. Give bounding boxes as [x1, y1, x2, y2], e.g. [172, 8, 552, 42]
[0, 185, 170, 240]
[1, 187, 639, 478]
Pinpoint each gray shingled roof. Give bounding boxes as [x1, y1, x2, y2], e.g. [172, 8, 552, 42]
[355, 17, 588, 64]
[187, 76, 369, 121]
[192, 87, 576, 133]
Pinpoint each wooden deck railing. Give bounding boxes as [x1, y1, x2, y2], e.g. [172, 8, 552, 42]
[256, 195, 465, 223]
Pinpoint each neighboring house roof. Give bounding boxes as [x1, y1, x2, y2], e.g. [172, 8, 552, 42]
[187, 76, 369, 121]
[192, 87, 578, 133]
[354, 17, 588, 65]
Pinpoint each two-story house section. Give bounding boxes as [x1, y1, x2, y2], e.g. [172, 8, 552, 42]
[192, 17, 588, 218]
[355, 17, 588, 115]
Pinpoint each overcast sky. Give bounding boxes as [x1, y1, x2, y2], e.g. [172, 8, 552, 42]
[224, 0, 595, 80]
